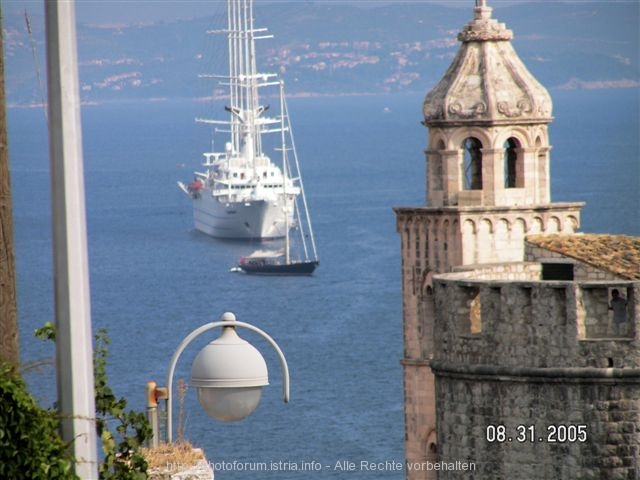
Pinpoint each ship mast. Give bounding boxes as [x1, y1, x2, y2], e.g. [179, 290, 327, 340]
[226, 0, 265, 164]
[280, 80, 290, 264]
[248, 0, 261, 162]
[199, 0, 278, 166]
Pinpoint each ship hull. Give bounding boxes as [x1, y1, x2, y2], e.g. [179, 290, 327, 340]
[239, 260, 319, 276]
[192, 193, 291, 240]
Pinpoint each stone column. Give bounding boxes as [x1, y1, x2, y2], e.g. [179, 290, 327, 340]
[534, 146, 551, 203]
[480, 147, 504, 206]
[441, 149, 462, 206]
[426, 149, 444, 207]
[521, 146, 539, 203]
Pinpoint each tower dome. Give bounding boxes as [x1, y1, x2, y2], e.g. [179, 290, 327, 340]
[423, 0, 552, 125]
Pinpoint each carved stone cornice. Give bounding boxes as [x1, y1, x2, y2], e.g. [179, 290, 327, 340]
[457, 6, 513, 43]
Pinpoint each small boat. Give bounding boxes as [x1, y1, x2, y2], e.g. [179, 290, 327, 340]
[178, 0, 305, 240]
[231, 169, 320, 275]
[238, 260, 319, 276]
[236, 252, 319, 276]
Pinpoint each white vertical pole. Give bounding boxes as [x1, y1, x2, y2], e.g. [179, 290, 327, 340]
[45, 1, 98, 477]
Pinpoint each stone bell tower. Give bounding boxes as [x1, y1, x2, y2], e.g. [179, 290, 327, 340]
[394, 1, 584, 478]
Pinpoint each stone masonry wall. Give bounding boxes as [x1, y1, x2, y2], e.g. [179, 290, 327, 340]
[397, 211, 440, 480]
[402, 361, 438, 467]
[435, 378, 640, 480]
[431, 267, 640, 479]
[395, 208, 581, 480]
[432, 271, 639, 369]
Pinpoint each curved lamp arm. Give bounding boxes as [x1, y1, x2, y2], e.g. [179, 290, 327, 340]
[166, 320, 290, 442]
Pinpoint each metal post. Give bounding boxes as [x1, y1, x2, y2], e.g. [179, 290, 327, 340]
[45, 1, 98, 477]
[146, 381, 168, 447]
[146, 381, 160, 448]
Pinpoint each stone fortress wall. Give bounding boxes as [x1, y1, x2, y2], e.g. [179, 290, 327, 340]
[430, 261, 640, 479]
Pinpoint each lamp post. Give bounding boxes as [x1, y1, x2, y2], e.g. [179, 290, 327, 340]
[147, 311, 289, 445]
[46, 1, 97, 476]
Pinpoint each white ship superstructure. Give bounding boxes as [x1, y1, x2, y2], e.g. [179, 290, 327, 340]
[179, 0, 303, 240]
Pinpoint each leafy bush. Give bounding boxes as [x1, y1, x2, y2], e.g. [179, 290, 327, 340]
[0, 363, 77, 479]
[94, 329, 152, 479]
[21, 322, 152, 479]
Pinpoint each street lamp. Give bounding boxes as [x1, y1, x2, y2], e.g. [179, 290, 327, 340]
[147, 311, 289, 445]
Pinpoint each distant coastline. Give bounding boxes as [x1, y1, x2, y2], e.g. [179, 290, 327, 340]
[7, 82, 640, 110]
[5, 2, 638, 107]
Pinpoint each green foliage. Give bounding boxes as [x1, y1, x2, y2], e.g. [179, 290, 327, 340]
[94, 328, 152, 479]
[0, 363, 78, 480]
[14, 323, 152, 479]
[34, 321, 57, 341]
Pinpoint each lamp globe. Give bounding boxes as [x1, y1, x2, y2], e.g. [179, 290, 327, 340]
[190, 313, 269, 422]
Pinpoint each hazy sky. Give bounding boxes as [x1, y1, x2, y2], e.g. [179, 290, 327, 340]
[5, 0, 542, 25]
[8, 0, 637, 26]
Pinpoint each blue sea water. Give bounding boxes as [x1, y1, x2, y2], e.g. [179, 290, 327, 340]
[9, 88, 639, 479]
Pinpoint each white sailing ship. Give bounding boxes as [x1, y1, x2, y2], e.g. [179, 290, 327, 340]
[179, 0, 310, 242]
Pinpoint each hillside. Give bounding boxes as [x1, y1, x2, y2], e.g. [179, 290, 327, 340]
[3, 1, 638, 106]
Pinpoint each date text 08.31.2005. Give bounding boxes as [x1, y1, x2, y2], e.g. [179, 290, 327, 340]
[485, 424, 587, 443]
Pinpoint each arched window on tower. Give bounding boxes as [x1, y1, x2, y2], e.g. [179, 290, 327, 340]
[462, 137, 483, 190]
[504, 137, 522, 188]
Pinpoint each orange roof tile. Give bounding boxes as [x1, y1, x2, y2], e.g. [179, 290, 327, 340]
[526, 234, 640, 280]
